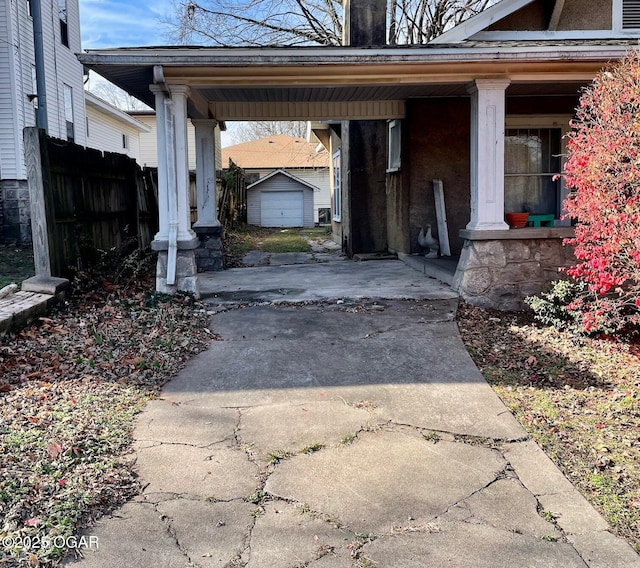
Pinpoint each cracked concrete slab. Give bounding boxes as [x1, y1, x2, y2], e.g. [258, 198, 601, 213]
[199, 260, 458, 304]
[246, 502, 353, 568]
[65, 502, 188, 568]
[134, 400, 237, 446]
[134, 444, 259, 500]
[209, 300, 458, 341]
[439, 477, 562, 539]
[568, 531, 640, 568]
[373, 382, 525, 440]
[238, 401, 375, 461]
[266, 429, 506, 534]
[157, 499, 256, 566]
[359, 521, 589, 568]
[64, 262, 639, 567]
[268, 252, 314, 265]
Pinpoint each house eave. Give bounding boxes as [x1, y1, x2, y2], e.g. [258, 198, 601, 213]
[77, 43, 634, 110]
[84, 92, 152, 132]
[78, 43, 633, 66]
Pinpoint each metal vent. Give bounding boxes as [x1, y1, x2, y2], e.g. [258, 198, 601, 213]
[623, 0, 640, 29]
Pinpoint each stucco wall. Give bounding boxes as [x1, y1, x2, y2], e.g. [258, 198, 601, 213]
[487, 2, 550, 30]
[406, 98, 470, 256]
[486, 0, 612, 31]
[557, 0, 612, 30]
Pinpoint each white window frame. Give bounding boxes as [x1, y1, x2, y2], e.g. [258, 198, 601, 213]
[122, 133, 129, 150]
[30, 65, 37, 109]
[58, 0, 69, 47]
[63, 84, 74, 142]
[505, 114, 571, 225]
[332, 149, 342, 222]
[387, 119, 401, 172]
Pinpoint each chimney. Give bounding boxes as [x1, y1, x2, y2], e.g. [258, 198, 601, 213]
[343, 0, 387, 47]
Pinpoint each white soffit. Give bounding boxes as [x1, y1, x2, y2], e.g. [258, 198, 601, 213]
[209, 100, 406, 121]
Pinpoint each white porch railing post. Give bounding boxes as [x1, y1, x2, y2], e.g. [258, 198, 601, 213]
[466, 79, 511, 231]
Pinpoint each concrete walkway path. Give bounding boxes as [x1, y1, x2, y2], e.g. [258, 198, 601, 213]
[67, 260, 640, 567]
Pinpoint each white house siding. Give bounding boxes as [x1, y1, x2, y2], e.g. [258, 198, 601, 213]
[0, 1, 87, 241]
[85, 103, 144, 162]
[0, 0, 86, 181]
[247, 173, 314, 228]
[246, 167, 330, 223]
[134, 114, 198, 170]
[40, 0, 86, 149]
[0, 0, 33, 181]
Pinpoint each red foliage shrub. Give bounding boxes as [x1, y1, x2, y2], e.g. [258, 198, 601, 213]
[563, 51, 640, 333]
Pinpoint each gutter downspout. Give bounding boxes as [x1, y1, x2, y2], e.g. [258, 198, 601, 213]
[153, 66, 177, 286]
[31, 0, 48, 131]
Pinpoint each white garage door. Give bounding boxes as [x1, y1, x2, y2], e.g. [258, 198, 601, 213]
[261, 191, 304, 227]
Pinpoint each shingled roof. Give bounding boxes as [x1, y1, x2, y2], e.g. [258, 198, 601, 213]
[221, 134, 329, 169]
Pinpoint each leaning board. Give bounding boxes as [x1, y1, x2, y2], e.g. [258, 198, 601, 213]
[432, 179, 451, 256]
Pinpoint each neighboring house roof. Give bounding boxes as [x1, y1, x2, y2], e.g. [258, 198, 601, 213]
[246, 169, 319, 191]
[222, 135, 329, 169]
[84, 92, 151, 132]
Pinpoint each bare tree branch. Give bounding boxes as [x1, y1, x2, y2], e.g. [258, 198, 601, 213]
[227, 121, 308, 144]
[166, 0, 496, 47]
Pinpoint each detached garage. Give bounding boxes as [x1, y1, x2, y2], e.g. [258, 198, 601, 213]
[247, 169, 315, 228]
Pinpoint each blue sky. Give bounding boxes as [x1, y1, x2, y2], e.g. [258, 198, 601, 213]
[79, 0, 175, 49]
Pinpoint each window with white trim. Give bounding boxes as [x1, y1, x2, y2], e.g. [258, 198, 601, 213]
[504, 116, 570, 223]
[30, 65, 37, 108]
[332, 149, 342, 222]
[63, 84, 74, 142]
[122, 134, 129, 150]
[387, 119, 401, 172]
[59, 0, 69, 47]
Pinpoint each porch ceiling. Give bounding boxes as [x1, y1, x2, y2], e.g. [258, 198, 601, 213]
[78, 44, 629, 120]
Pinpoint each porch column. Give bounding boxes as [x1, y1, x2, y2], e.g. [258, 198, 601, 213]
[150, 85, 169, 245]
[192, 119, 225, 271]
[193, 120, 220, 228]
[171, 85, 197, 244]
[466, 79, 510, 231]
[150, 84, 199, 295]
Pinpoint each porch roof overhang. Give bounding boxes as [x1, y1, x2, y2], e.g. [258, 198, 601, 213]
[78, 42, 635, 121]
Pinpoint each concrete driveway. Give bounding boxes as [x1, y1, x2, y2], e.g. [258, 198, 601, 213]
[67, 260, 640, 567]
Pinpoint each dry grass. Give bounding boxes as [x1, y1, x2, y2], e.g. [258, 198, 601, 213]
[0, 274, 211, 566]
[457, 302, 640, 552]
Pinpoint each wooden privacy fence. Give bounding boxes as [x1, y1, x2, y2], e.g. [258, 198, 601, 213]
[25, 128, 158, 278]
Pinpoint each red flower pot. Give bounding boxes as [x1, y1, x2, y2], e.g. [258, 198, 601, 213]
[506, 212, 529, 229]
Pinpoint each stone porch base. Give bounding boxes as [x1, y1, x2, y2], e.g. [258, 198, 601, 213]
[453, 227, 575, 311]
